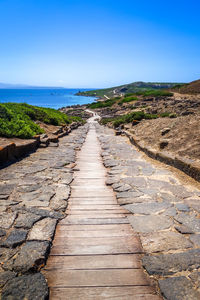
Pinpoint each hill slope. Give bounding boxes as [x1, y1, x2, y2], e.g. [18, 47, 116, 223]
[172, 79, 200, 94]
[77, 81, 183, 98]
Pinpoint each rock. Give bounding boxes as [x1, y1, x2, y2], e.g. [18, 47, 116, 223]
[175, 203, 190, 212]
[105, 177, 118, 185]
[116, 191, 143, 199]
[142, 249, 200, 275]
[0, 213, 16, 229]
[159, 276, 200, 300]
[113, 184, 131, 192]
[50, 184, 70, 211]
[0, 271, 16, 288]
[2, 273, 48, 300]
[0, 229, 6, 237]
[175, 225, 194, 234]
[162, 207, 177, 217]
[3, 241, 50, 272]
[123, 177, 147, 188]
[161, 127, 170, 136]
[24, 207, 64, 219]
[15, 212, 42, 229]
[0, 184, 16, 196]
[189, 234, 200, 246]
[124, 202, 171, 215]
[189, 271, 200, 288]
[28, 218, 57, 241]
[1, 229, 27, 248]
[175, 213, 200, 233]
[141, 231, 192, 253]
[128, 215, 173, 233]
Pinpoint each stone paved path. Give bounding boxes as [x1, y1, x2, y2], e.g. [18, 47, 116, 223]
[96, 124, 200, 300]
[43, 116, 161, 299]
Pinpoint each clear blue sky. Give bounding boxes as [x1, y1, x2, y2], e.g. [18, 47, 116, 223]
[0, 0, 199, 88]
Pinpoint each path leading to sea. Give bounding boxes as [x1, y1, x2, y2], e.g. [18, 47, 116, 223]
[44, 114, 161, 299]
[1, 113, 200, 299]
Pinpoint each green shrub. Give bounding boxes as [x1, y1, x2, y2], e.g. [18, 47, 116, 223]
[88, 99, 116, 109]
[118, 96, 138, 105]
[0, 103, 82, 139]
[135, 90, 173, 97]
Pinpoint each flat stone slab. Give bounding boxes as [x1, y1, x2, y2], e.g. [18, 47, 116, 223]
[46, 254, 141, 270]
[2, 273, 48, 300]
[44, 269, 149, 287]
[28, 217, 57, 241]
[124, 202, 171, 215]
[3, 241, 50, 273]
[141, 231, 192, 253]
[159, 276, 200, 300]
[142, 249, 200, 275]
[49, 287, 161, 300]
[128, 215, 173, 233]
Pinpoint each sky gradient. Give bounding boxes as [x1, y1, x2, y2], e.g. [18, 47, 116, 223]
[0, 0, 199, 88]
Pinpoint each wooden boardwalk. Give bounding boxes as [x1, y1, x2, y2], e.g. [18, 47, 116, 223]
[44, 120, 161, 299]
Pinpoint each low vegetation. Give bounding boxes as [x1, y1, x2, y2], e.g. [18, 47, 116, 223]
[101, 110, 177, 128]
[135, 90, 173, 97]
[0, 103, 82, 139]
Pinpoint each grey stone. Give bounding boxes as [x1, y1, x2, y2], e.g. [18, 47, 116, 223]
[159, 276, 200, 300]
[17, 184, 42, 193]
[116, 191, 143, 199]
[15, 212, 42, 229]
[162, 184, 193, 199]
[162, 207, 177, 217]
[23, 165, 47, 174]
[143, 249, 200, 275]
[3, 241, 50, 272]
[1, 229, 27, 248]
[104, 159, 118, 167]
[113, 184, 131, 192]
[105, 177, 118, 185]
[2, 273, 48, 300]
[50, 184, 70, 211]
[175, 225, 194, 234]
[138, 188, 159, 196]
[0, 213, 16, 229]
[159, 192, 179, 203]
[0, 248, 18, 264]
[189, 271, 200, 288]
[0, 229, 6, 237]
[25, 207, 64, 219]
[175, 213, 200, 233]
[0, 184, 16, 196]
[0, 271, 16, 288]
[189, 234, 200, 246]
[124, 202, 171, 215]
[123, 177, 147, 188]
[141, 231, 192, 253]
[128, 215, 173, 233]
[28, 217, 57, 241]
[175, 203, 190, 212]
[185, 198, 200, 213]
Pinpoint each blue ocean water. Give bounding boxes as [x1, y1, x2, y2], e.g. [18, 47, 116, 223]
[0, 89, 95, 109]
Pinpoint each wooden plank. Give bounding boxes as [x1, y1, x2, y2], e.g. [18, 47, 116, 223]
[44, 269, 149, 287]
[59, 217, 129, 225]
[50, 287, 160, 300]
[54, 229, 134, 237]
[57, 224, 133, 231]
[45, 254, 141, 270]
[51, 237, 142, 255]
[64, 212, 127, 218]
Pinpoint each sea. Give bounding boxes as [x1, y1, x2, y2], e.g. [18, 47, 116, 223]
[0, 89, 96, 110]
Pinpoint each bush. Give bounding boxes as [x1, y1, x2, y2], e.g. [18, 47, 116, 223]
[135, 90, 173, 97]
[88, 99, 116, 109]
[0, 103, 82, 139]
[118, 96, 138, 105]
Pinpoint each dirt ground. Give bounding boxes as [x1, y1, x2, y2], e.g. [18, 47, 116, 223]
[131, 114, 200, 161]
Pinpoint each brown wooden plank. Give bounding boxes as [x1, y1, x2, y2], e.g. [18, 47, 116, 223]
[45, 254, 141, 270]
[44, 269, 149, 287]
[59, 217, 129, 225]
[50, 287, 160, 300]
[53, 229, 134, 237]
[57, 224, 133, 231]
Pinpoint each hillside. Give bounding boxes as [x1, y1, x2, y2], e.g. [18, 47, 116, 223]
[0, 103, 82, 138]
[172, 79, 200, 94]
[77, 81, 183, 98]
